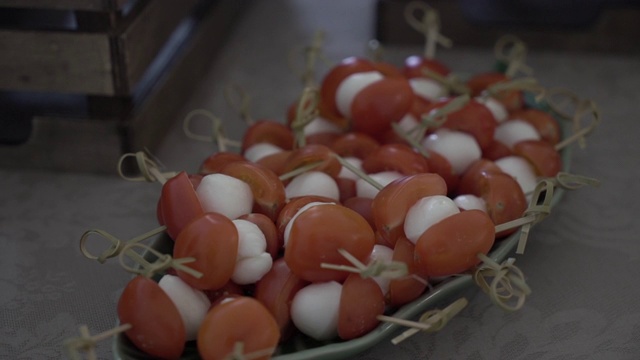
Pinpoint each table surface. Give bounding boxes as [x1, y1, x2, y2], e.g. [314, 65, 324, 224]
[2, 1, 640, 359]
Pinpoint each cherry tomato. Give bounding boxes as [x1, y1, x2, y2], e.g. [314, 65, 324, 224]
[280, 144, 342, 179]
[361, 143, 430, 175]
[284, 203, 375, 282]
[349, 76, 415, 137]
[336, 177, 357, 202]
[387, 236, 429, 307]
[160, 171, 205, 240]
[372, 173, 447, 246]
[342, 196, 375, 230]
[457, 158, 503, 195]
[476, 171, 527, 238]
[255, 149, 292, 176]
[513, 139, 562, 177]
[330, 132, 380, 159]
[203, 280, 245, 305]
[466, 72, 523, 111]
[220, 161, 286, 222]
[337, 273, 385, 340]
[174, 212, 239, 290]
[415, 209, 495, 277]
[118, 276, 186, 359]
[482, 138, 513, 161]
[254, 258, 309, 340]
[198, 296, 280, 360]
[434, 99, 498, 150]
[241, 119, 295, 153]
[424, 150, 459, 194]
[199, 152, 246, 175]
[276, 195, 336, 241]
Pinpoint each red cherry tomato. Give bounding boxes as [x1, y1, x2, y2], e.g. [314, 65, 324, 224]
[118, 276, 186, 359]
[349, 76, 414, 137]
[424, 150, 459, 194]
[284, 203, 375, 282]
[457, 158, 503, 195]
[160, 171, 205, 240]
[203, 280, 245, 305]
[415, 210, 495, 277]
[198, 296, 281, 360]
[335, 177, 357, 202]
[241, 119, 295, 153]
[174, 212, 239, 290]
[337, 273, 385, 340]
[220, 161, 286, 222]
[361, 143, 430, 175]
[513, 139, 562, 177]
[254, 258, 309, 340]
[330, 132, 380, 159]
[276, 195, 336, 241]
[432, 98, 498, 150]
[342, 196, 375, 230]
[476, 171, 528, 238]
[372, 173, 448, 246]
[387, 236, 429, 307]
[280, 144, 342, 179]
[466, 72, 523, 111]
[482, 138, 513, 161]
[255, 149, 292, 176]
[199, 152, 246, 175]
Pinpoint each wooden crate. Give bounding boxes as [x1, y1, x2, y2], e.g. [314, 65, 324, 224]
[0, 0, 249, 173]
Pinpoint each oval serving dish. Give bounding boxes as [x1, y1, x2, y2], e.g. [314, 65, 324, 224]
[114, 97, 574, 360]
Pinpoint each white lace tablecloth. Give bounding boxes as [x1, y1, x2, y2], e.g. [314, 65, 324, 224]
[2, 1, 639, 359]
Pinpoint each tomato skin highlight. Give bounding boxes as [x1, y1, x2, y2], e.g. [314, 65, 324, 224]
[372, 173, 448, 246]
[415, 210, 495, 277]
[338, 273, 385, 340]
[118, 276, 186, 360]
[285, 204, 376, 283]
[174, 212, 239, 290]
[197, 296, 280, 360]
[160, 171, 205, 240]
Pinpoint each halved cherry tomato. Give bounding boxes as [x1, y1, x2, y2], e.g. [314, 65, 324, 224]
[174, 212, 239, 290]
[457, 158, 503, 195]
[387, 236, 429, 307]
[118, 276, 186, 359]
[509, 108, 562, 145]
[198, 296, 280, 360]
[199, 152, 246, 175]
[372, 173, 447, 246]
[241, 120, 295, 153]
[160, 171, 205, 240]
[415, 210, 495, 277]
[280, 144, 342, 179]
[254, 258, 309, 340]
[402, 55, 451, 78]
[320, 57, 378, 118]
[337, 273, 385, 340]
[284, 203, 375, 282]
[466, 72, 523, 111]
[513, 139, 562, 177]
[476, 171, 528, 238]
[330, 132, 380, 159]
[361, 143, 430, 175]
[276, 195, 336, 241]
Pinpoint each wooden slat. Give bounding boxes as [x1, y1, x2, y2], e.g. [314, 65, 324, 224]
[0, 0, 130, 11]
[0, 30, 114, 94]
[116, 0, 199, 94]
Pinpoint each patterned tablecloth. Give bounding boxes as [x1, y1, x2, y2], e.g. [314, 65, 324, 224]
[2, 1, 639, 359]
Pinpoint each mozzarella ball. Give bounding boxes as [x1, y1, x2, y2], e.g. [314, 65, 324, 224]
[336, 71, 384, 118]
[290, 281, 343, 341]
[231, 219, 272, 284]
[409, 78, 444, 102]
[495, 155, 538, 198]
[337, 156, 363, 181]
[475, 96, 508, 123]
[368, 244, 394, 296]
[422, 128, 482, 175]
[196, 173, 253, 219]
[285, 171, 340, 201]
[303, 117, 343, 136]
[158, 274, 211, 341]
[404, 195, 460, 243]
[243, 142, 284, 163]
[494, 119, 540, 150]
[356, 171, 404, 199]
[453, 194, 487, 212]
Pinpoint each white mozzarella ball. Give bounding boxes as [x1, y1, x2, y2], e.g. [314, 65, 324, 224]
[285, 171, 340, 201]
[337, 156, 363, 181]
[404, 195, 460, 244]
[453, 194, 487, 212]
[356, 171, 404, 199]
[422, 128, 482, 175]
[303, 117, 343, 136]
[475, 96, 508, 123]
[158, 274, 211, 341]
[231, 253, 273, 285]
[335, 71, 384, 118]
[396, 113, 421, 135]
[495, 155, 538, 198]
[409, 78, 444, 102]
[290, 281, 343, 341]
[243, 142, 284, 163]
[231, 219, 272, 284]
[368, 244, 394, 296]
[283, 201, 334, 246]
[196, 173, 253, 219]
[494, 119, 540, 150]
